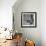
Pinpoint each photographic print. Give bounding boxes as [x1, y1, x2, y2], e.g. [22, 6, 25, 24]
[21, 12, 37, 28]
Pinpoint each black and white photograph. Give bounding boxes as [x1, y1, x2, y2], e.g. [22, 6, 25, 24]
[21, 12, 37, 28]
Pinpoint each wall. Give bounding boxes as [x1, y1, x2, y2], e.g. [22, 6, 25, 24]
[41, 0, 46, 46]
[13, 0, 41, 46]
[0, 0, 16, 30]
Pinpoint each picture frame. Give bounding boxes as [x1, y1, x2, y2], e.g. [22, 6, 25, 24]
[21, 12, 37, 28]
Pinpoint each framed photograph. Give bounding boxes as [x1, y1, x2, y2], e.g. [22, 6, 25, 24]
[21, 12, 37, 28]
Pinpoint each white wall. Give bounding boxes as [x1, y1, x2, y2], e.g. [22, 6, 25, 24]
[41, 0, 46, 46]
[13, 0, 46, 46]
[0, 0, 16, 30]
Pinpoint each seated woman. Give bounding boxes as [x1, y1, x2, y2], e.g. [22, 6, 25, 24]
[15, 33, 23, 46]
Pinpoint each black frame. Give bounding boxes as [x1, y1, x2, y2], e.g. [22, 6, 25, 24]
[21, 12, 37, 28]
